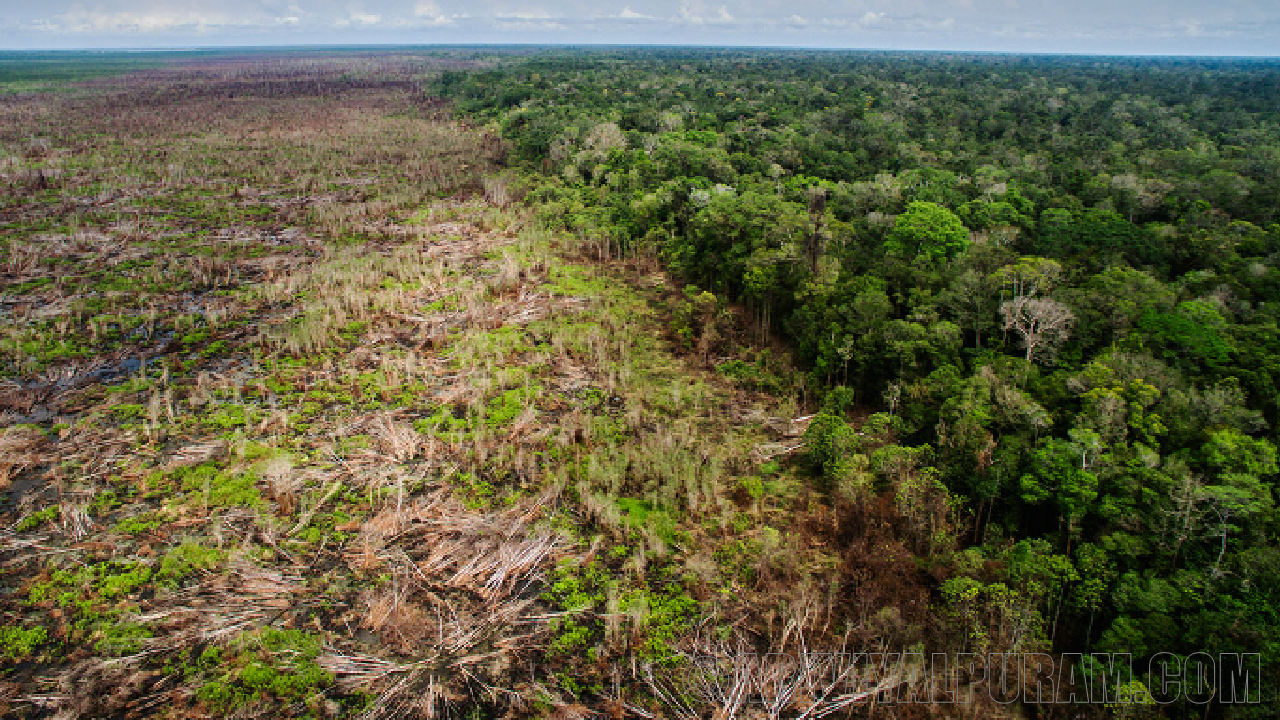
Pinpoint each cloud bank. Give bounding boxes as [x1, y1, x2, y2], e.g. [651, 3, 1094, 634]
[2, 0, 1278, 55]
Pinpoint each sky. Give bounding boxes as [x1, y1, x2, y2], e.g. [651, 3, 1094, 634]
[1, 0, 1278, 55]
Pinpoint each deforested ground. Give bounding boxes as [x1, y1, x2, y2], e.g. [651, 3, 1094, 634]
[0, 53, 951, 719]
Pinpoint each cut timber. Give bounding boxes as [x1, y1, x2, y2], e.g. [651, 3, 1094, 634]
[764, 414, 818, 438]
[753, 442, 807, 462]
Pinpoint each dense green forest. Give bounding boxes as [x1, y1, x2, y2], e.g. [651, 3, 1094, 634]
[433, 48, 1280, 715]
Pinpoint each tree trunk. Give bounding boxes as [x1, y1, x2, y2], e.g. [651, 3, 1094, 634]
[806, 188, 827, 275]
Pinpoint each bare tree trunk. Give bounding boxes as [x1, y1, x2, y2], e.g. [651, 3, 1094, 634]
[806, 187, 827, 275]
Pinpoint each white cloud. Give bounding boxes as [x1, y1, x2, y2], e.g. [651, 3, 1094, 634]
[332, 3, 381, 27]
[492, 9, 564, 30]
[677, 1, 734, 25]
[496, 20, 566, 29]
[617, 6, 651, 19]
[1179, 18, 1236, 37]
[818, 10, 961, 32]
[414, 0, 455, 26]
[53, 4, 238, 33]
[495, 10, 552, 19]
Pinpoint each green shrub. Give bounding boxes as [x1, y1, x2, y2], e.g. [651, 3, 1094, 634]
[97, 563, 152, 599]
[0, 626, 47, 660]
[16, 505, 59, 532]
[178, 463, 263, 508]
[115, 512, 163, 535]
[95, 621, 152, 655]
[197, 628, 331, 712]
[803, 412, 859, 481]
[157, 542, 225, 588]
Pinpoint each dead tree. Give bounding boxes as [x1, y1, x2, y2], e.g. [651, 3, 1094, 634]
[1000, 295, 1075, 364]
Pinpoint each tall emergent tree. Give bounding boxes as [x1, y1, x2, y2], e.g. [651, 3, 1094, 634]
[885, 201, 970, 261]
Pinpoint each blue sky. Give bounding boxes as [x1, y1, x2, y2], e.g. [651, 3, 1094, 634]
[2, 0, 1278, 55]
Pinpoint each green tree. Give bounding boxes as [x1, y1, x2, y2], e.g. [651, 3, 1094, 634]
[1021, 436, 1101, 551]
[804, 412, 860, 482]
[1135, 300, 1233, 373]
[683, 189, 808, 298]
[885, 201, 970, 261]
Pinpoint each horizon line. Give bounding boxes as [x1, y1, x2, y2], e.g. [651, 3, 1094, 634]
[2, 42, 1279, 60]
